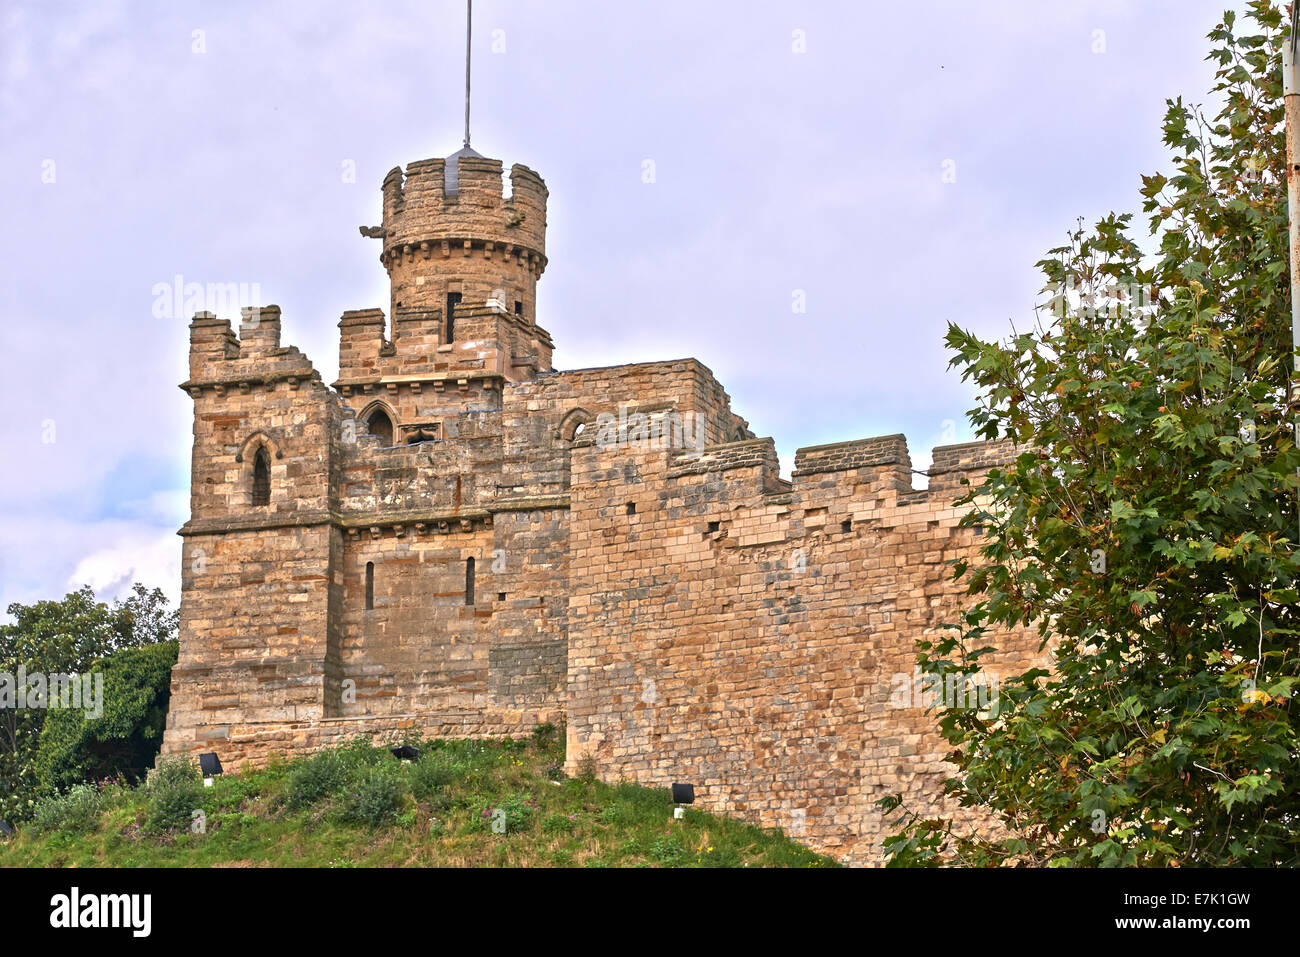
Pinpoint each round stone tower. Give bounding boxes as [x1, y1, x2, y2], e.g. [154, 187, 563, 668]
[339, 148, 554, 438]
[378, 147, 549, 355]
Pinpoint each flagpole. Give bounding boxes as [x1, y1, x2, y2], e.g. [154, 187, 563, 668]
[464, 0, 472, 148]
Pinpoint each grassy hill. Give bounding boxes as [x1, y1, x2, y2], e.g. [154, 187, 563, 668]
[0, 725, 836, 868]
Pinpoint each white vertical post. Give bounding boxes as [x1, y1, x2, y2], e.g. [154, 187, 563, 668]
[464, 0, 473, 148]
[1284, 25, 1300, 542]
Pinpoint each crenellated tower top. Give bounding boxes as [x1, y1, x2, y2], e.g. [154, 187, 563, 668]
[371, 149, 548, 330]
[335, 148, 554, 443]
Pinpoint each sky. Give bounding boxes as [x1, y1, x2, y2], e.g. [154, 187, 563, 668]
[0, 0, 1251, 614]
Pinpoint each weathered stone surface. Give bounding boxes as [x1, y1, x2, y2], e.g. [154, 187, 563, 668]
[164, 149, 1042, 866]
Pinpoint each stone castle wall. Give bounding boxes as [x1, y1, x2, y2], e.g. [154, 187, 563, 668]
[162, 150, 1039, 864]
[562, 434, 1039, 865]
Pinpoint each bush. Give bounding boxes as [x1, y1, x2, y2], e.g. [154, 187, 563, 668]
[286, 751, 348, 809]
[30, 783, 105, 834]
[35, 640, 178, 794]
[338, 768, 404, 828]
[650, 835, 685, 864]
[146, 756, 202, 832]
[475, 792, 538, 834]
[541, 812, 575, 835]
[530, 722, 558, 750]
[409, 756, 459, 798]
[1, 585, 177, 823]
[334, 736, 384, 771]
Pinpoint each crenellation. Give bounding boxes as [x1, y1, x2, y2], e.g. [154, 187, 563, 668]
[164, 144, 1040, 866]
[927, 438, 1019, 491]
[187, 313, 240, 379]
[237, 304, 282, 357]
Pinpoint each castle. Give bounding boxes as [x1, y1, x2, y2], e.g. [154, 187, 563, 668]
[162, 145, 1039, 865]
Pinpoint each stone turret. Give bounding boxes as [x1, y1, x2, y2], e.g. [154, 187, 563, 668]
[335, 148, 555, 439]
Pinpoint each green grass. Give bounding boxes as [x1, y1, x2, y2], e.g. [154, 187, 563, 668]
[0, 728, 836, 868]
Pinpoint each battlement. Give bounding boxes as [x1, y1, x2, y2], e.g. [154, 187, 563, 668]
[363, 152, 552, 377]
[184, 307, 321, 389]
[168, 139, 1043, 868]
[573, 430, 1016, 521]
[666, 437, 781, 478]
[793, 434, 911, 478]
[927, 438, 1019, 490]
[379, 154, 547, 266]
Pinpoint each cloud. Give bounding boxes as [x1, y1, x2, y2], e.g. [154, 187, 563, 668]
[67, 529, 181, 607]
[0, 0, 1252, 610]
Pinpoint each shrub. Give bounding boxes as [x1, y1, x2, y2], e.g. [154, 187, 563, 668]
[334, 736, 384, 770]
[650, 835, 685, 864]
[30, 783, 104, 834]
[530, 722, 558, 750]
[409, 756, 458, 798]
[286, 751, 348, 809]
[1, 585, 177, 823]
[35, 641, 178, 794]
[541, 812, 575, 835]
[475, 792, 538, 834]
[146, 756, 202, 832]
[338, 768, 404, 828]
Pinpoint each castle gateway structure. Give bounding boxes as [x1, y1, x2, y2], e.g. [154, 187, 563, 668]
[163, 146, 1039, 865]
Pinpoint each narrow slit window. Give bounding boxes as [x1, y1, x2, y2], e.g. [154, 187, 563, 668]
[251, 447, 271, 506]
[365, 562, 374, 610]
[446, 291, 462, 344]
[464, 557, 475, 605]
[513, 300, 523, 316]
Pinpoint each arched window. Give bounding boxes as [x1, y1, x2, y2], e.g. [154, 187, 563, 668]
[251, 446, 271, 506]
[559, 407, 593, 442]
[365, 408, 394, 447]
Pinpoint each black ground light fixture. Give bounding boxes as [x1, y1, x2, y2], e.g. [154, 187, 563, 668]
[671, 782, 695, 819]
[390, 744, 420, 761]
[199, 752, 223, 787]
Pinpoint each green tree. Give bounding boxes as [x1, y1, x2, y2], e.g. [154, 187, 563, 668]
[35, 640, 179, 793]
[883, 1, 1300, 867]
[0, 584, 177, 823]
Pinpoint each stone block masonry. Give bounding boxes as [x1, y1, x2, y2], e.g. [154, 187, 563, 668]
[163, 145, 1041, 864]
